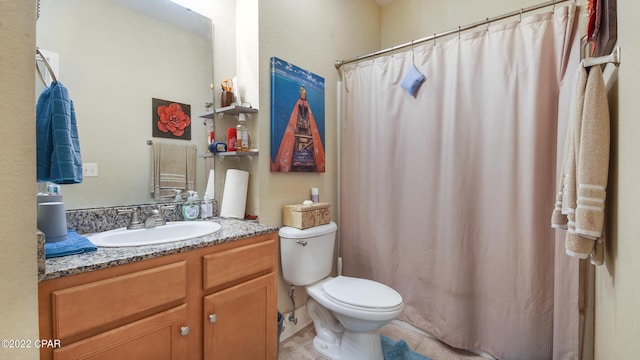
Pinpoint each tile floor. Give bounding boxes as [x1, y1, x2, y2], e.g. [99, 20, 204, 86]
[278, 320, 490, 360]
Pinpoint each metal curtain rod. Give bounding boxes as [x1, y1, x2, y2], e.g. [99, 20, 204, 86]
[334, 0, 574, 69]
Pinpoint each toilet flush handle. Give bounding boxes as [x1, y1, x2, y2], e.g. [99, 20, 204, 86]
[296, 240, 308, 246]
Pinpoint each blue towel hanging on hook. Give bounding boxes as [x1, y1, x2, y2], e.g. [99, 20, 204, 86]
[36, 82, 83, 184]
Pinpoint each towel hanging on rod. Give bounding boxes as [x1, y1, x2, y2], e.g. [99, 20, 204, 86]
[36, 48, 58, 84]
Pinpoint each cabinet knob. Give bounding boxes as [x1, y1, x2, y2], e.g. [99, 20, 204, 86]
[180, 326, 190, 336]
[209, 314, 217, 324]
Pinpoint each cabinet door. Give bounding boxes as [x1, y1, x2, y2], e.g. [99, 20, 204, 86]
[204, 273, 277, 360]
[53, 305, 188, 360]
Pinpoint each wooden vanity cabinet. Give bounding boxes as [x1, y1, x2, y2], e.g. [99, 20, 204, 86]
[38, 232, 278, 360]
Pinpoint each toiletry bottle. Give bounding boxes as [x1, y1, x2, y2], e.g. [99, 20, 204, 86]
[311, 188, 319, 203]
[182, 191, 199, 220]
[201, 193, 213, 220]
[236, 113, 252, 152]
[174, 189, 182, 202]
[207, 123, 215, 148]
[227, 128, 237, 151]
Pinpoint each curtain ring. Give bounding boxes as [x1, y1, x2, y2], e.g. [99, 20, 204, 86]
[486, 18, 490, 32]
[433, 34, 436, 46]
[519, 8, 523, 22]
[458, 26, 461, 39]
[552, 0, 556, 13]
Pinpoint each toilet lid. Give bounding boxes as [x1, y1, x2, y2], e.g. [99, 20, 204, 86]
[322, 276, 403, 310]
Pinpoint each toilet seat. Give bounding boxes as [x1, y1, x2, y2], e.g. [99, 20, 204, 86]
[322, 276, 403, 312]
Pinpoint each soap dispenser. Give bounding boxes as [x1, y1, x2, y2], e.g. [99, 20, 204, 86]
[182, 191, 199, 221]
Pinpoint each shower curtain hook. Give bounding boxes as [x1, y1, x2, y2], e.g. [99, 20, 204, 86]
[433, 34, 436, 46]
[552, 0, 556, 13]
[458, 26, 461, 40]
[486, 18, 490, 32]
[411, 40, 415, 64]
[519, 8, 523, 22]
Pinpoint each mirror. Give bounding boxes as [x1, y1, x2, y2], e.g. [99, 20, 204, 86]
[36, 0, 214, 210]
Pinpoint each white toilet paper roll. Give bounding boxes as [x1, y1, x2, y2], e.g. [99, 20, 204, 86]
[38, 202, 68, 243]
[220, 169, 249, 219]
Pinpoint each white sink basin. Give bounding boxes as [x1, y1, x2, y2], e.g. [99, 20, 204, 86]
[88, 221, 221, 247]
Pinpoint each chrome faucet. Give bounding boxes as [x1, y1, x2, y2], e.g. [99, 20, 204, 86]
[119, 206, 172, 230]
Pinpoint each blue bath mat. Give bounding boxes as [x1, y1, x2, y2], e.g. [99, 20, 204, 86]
[381, 335, 433, 360]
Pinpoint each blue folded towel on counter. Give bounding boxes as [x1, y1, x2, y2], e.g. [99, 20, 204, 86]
[36, 82, 83, 184]
[45, 230, 97, 259]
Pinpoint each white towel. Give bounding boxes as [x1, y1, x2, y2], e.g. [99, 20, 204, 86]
[554, 65, 610, 262]
[551, 67, 587, 229]
[575, 66, 609, 239]
[150, 142, 197, 200]
[563, 67, 595, 259]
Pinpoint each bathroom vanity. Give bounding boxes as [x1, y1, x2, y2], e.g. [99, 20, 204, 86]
[38, 219, 278, 360]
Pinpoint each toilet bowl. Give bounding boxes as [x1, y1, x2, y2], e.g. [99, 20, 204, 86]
[279, 222, 404, 360]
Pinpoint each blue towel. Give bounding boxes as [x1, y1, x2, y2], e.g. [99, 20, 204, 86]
[45, 230, 97, 259]
[381, 335, 433, 360]
[37, 82, 83, 184]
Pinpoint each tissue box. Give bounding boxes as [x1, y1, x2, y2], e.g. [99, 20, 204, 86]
[283, 203, 331, 229]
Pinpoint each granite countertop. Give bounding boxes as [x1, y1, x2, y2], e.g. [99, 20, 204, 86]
[41, 218, 278, 281]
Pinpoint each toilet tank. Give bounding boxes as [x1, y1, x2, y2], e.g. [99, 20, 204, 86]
[279, 221, 337, 286]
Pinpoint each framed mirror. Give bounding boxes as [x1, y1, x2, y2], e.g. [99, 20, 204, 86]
[36, 0, 214, 210]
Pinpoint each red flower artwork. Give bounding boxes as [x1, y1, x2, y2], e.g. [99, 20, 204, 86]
[157, 102, 191, 137]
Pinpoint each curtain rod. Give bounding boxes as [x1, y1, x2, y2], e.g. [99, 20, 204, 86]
[335, 0, 574, 69]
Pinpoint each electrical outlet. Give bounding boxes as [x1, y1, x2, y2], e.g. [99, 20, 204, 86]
[82, 163, 98, 177]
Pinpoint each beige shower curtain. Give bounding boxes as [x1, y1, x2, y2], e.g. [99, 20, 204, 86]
[340, 5, 581, 359]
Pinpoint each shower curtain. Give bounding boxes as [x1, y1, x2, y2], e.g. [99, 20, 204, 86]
[340, 5, 581, 359]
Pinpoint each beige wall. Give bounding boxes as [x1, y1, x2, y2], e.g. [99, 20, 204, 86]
[594, 0, 640, 358]
[0, 1, 40, 359]
[382, 0, 639, 359]
[381, 0, 541, 48]
[256, 0, 381, 313]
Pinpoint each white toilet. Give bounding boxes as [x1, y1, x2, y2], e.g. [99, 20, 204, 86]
[279, 221, 404, 360]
